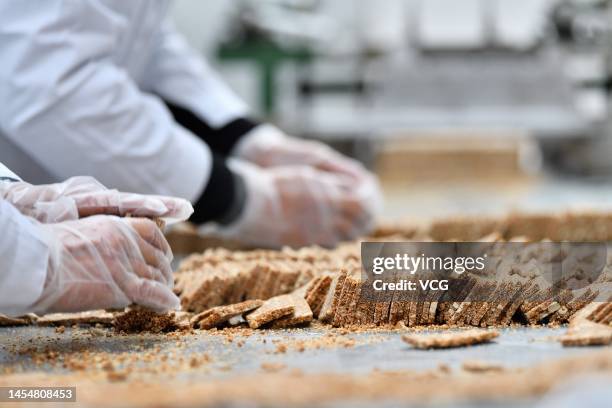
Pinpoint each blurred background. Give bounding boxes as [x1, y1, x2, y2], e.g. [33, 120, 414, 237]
[170, 0, 612, 222]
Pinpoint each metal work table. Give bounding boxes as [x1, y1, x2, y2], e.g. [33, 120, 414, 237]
[0, 325, 609, 407]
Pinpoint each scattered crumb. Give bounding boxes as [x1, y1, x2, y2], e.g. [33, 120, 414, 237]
[113, 306, 182, 334]
[462, 360, 505, 373]
[261, 362, 286, 372]
[437, 363, 451, 374]
[107, 370, 128, 382]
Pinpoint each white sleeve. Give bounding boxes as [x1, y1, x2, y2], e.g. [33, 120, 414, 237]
[0, 162, 21, 181]
[142, 19, 250, 128]
[0, 1, 211, 203]
[0, 198, 48, 316]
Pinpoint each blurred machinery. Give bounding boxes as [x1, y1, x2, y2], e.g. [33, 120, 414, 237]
[210, 0, 612, 175]
[543, 0, 612, 174]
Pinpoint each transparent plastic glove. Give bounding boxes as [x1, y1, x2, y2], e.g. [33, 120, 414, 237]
[0, 176, 193, 224]
[215, 161, 381, 248]
[33, 216, 180, 314]
[234, 125, 372, 182]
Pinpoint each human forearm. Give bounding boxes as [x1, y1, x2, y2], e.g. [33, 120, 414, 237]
[0, 199, 48, 316]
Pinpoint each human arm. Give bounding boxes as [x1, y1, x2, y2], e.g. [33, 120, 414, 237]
[0, 199, 49, 316]
[0, 0, 210, 203]
[0, 176, 194, 224]
[0, 198, 180, 316]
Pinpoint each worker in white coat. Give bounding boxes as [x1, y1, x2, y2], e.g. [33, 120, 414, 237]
[0, 162, 193, 316]
[0, 0, 382, 249]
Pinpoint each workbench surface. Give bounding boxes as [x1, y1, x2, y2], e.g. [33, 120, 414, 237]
[1, 325, 610, 407]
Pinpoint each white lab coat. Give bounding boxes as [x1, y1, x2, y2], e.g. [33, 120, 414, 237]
[0, 163, 20, 182]
[0, 0, 249, 202]
[0, 166, 48, 316]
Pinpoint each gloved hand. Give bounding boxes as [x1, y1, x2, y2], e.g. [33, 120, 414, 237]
[0, 176, 193, 224]
[213, 160, 382, 248]
[234, 125, 372, 182]
[33, 216, 180, 314]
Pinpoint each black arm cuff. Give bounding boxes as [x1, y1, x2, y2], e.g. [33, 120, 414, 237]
[191, 154, 246, 225]
[164, 100, 259, 156]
